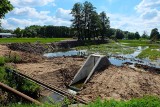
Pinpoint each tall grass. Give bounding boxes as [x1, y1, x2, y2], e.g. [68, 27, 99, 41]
[86, 96, 160, 107]
[0, 57, 5, 66]
[137, 48, 160, 60]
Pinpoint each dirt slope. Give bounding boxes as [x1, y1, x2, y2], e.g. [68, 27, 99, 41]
[78, 65, 160, 102]
[15, 57, 84, 89]
[0, 45, 10, 56]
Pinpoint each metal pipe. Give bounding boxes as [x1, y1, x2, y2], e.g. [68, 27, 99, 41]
[9, 69, 87, 104]
[0, 82, 42, 105]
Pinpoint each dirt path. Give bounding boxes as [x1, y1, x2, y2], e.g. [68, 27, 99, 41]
[78, 65, 160, 102]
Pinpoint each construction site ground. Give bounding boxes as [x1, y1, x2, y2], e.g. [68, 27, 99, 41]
[0, 44, 160, 102]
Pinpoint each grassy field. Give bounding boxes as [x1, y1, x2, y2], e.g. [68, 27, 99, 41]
[119, 40, 160, 48]
[0, 38, 69, 44]
[137, 48, 160, 60]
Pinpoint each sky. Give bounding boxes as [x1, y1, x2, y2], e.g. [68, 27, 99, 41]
[1, 0, 160, 35]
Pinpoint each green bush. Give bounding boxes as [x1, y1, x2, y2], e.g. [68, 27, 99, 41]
[4, 53, 22, 63]
[0, 57, 5, 66]
[0, 67, 6, 83]
[5, 70, 40, 99]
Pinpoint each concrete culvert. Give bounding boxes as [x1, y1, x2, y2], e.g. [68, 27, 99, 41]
[69, 54, 111, 90]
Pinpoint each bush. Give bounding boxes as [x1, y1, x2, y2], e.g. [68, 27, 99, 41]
[4, 53, 22, 63]
[0, 57, 5, 66]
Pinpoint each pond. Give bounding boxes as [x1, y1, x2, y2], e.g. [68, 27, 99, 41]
[43, 46, 160, 68]
[44, 50, 87, 57]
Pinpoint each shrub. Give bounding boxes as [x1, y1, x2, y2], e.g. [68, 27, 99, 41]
[4, 53, 22, 63]
[0, 57, 5, 66]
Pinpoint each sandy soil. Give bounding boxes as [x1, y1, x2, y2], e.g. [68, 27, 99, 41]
[78, 65, 160, 102]
[0, 45, 10, 57]
[15, 57, 84, 89]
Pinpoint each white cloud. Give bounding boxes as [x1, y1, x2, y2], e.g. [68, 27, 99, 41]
[9, 0, 55, 7]
[1, 7, 72, 29]
[106, 0, 160, 35]
[135, 0, 160, 19]
[108, 11, 160, 35]
[9, 7, 51, 20]
[56, 8, 72, 20]
[141, 9, 158, 20]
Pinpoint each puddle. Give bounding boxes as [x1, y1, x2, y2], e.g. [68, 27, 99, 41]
[40, 92, 64, 103]
[109, 46, 160, 68]
[44, 50, 87, 57]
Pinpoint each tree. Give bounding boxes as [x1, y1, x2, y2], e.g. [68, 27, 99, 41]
[14, 27, 22, 38]
[115, 29, 124, 39]
[83, 1, 96, 40]
[141, 31, 148, 39]
[90, 11, 101, 40]
[99, 11, 110, 40]
[135, 32, 140, 39]
[150, 28, 159, 41]
[0, 0, 13, 25]
[128, 33, 135, 40]
[71, 3, 83, 40]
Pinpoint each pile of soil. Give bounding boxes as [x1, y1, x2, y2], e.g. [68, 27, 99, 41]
[0, 45, 11, 57]
[78, 65, 160, 102]
[7, 43, 47, 54]
[135, 63, 160, 74]
[15, 57, 84, 90]
[0, 44, 44, 63]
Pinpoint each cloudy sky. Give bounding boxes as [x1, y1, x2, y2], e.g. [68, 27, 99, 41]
[1, 0, 160, 34]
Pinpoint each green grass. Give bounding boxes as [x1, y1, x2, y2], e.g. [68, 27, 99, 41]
[76, 43, 136, 55]
[119, 40, 160, 48]
[0, 38, 68, 44]
[0, 57, 5, 66]
[76, 40, 160, 60]
[86, 96, 160, 107]
[6, 96, 160, 107]
[137, 48, 160, 60]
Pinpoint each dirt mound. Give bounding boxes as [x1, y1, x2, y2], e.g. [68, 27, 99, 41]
[15, 57, 84, 89]
[7, 43, 47, 54]
[78, 65, 160, 102]
[135, 63, 160, 74]
[35, 64, 80, 89]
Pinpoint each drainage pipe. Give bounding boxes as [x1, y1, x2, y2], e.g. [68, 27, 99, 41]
[0, 82, 42, 105]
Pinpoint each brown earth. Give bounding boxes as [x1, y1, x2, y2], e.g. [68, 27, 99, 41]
[0, 45, 11, 57]
[78, 65, 160, 102]
[0, 45, 43, 63]
[15, 57, 85, 89]
[1, 44, 160, 102]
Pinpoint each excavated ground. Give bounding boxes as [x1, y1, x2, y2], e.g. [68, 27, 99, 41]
[78, 65, 160, 102]
[1, 44, 160, 102]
